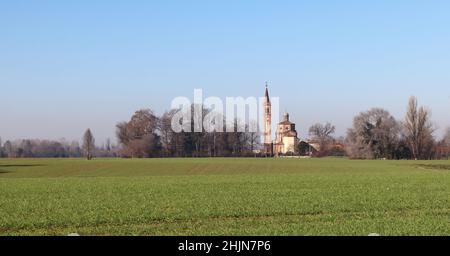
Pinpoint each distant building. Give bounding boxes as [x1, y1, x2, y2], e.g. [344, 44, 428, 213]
[274, 112, 299, 155]
[262, 85, 343, 157]
[263, 86, 299, 156]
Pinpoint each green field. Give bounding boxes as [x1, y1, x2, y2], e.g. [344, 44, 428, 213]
[1, 157, 450, 236]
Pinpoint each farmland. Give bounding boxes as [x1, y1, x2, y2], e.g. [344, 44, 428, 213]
[1, 158, 450, 235]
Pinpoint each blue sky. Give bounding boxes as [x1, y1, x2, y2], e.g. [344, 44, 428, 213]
[1, 1, 449, 143]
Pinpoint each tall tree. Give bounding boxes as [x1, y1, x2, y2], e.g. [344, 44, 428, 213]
[83, 129, 95, 160]
[403, 96, 434, 160]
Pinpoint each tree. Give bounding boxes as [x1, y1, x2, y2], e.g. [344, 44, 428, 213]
[4, 140, 13, 158]
[403, 96, 435, 160]
[68, 141, 82, 157]
[159, 111, 174, 156]
[116, 109, 161, 158]
[83, 129, 95, 160]
[105, 138, 111, 152]
[345, 108, 400, 159]
[0, 137, 3, 157]
[308, 122, 335, 156]
[247, 121, 260, 155]
[21, 140, 33, 157]
[116, 122, 130, 146]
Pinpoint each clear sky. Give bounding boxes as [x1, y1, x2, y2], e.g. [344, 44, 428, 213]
[1, 0, 449, 144]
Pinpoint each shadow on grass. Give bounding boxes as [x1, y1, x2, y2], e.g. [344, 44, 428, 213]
[0, 164, 46, 175]
[0, 164, 46, 168]
[417, 164, 450, 171]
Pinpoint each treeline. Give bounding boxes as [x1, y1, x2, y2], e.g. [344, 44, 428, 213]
[344, 96, 450, 160]
[297, 96, 450, 160]
[2, 96, 450, 160]
[116, 107, 260, 158]
[0, 138, 118, 158]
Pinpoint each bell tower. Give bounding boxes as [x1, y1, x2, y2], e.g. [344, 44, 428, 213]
[263, 83, 273, 155]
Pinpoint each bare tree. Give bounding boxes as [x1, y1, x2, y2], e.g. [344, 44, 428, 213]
[403, 96, 434, 160]
[83, 129, 95, 160]
[247, 120, 261, 154]
[309, 122, 335, 156]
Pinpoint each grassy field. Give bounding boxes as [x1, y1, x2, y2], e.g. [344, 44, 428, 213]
[1, 157, 450, 236]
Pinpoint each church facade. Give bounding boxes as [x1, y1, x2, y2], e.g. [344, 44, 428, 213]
[263, 86, 299, 156]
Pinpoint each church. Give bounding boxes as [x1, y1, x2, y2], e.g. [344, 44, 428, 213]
[263, 86, 299, 156]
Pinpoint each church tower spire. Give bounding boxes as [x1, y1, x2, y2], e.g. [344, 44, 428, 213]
[263, 83, 272, 155]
